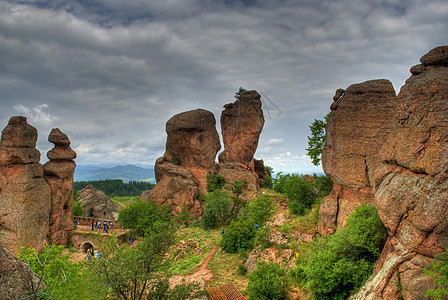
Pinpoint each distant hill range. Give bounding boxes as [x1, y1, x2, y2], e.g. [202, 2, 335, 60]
[74, 164, 155, 183]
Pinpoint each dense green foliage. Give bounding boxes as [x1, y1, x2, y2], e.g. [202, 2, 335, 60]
[296, 204, 387, 299]
[260, 166, 274, 189]
[314, 174, 333, 198]
[18, 245, 104, 299]
[118, 201, 172, 238]
[306, 113, 330, 166]
[246, 194, 276, 226]
[73, 179, 154, 196]
[206, 174, 226, 192]
[220, 219, 256, 253]
[425, 249, 448, 299]
[72, 190, 84, 217]
[274, 173, 315, 215]
[247, 261, 288, 300]
[202, 191, 234, 229]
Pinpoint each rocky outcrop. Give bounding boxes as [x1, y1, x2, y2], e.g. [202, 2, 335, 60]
[351, 45, 448, 300]
[165, 109, 221, 194]
[140, 158, 202, 217]
[219, 90, 265, 167]
[216, 162, 259, 200]
[0, 116, 51, 253]
[320, 46, 448, 299]
[44, 129, 76, 246]
[319, 79, 396, 235]
[0, 245, 42, 300]
[78, 185, 117, 220]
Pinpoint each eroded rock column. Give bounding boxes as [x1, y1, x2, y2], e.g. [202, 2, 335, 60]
[0, 116, 51, 253]
[43, 128, 77, 246]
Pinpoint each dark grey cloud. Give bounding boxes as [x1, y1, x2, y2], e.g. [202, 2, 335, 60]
[1, 0, 447, 173]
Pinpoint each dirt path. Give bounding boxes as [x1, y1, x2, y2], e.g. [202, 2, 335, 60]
[196, 244, 219, 271]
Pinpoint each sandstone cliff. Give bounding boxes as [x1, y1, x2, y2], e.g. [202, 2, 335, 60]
[0, 116, 51, 253]
[44, 128, 77, 246]
[320, 45, 448, 299]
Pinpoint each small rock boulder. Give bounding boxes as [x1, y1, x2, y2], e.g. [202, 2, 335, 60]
[77, 185, 117, 220]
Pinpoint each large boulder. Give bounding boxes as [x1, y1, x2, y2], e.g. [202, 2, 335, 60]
[44, 128, 77, 246]
[141, 158, 202, 217]
[0, 116, 51, 253]
[77, 185, 117, 220]
[319, 80, 396, 234]
[219, 90, 265, 167]
[0, 245, 42, 300]
[216, 162, 259, 200]
[164, 109, 221, 194]
[351, 45, 448, 300]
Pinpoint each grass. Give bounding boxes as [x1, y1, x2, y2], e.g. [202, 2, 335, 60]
[110, 196, 140, 210]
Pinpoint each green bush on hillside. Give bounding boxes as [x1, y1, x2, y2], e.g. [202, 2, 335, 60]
[247, 261, 288, 300]
[220, 219, 256, 253]
[206, 174, 226, 192]
[297, 204, 387, 299]
[425, 249, 448, 299]
[246, 194, 276, 226]
[202, 191, 234, 229]
[274, 173, 315, 215]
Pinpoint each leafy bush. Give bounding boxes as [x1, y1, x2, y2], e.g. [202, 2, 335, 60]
[206, 174, 226, 192]
[220, 219, 256, 253]
[314, 174, 333, 198]
[247, 194, 276, 226]
[274, 173, 315, 215]
[298, 204, 387, 299]
[247, 261, 287, 300]
[73, 190, 84, 217]
[118, 200, 172, 237]
[425, 249, 448, 299]
[201, 191, 234, 229]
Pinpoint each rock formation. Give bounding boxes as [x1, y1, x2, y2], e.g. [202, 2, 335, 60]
[0, 116, 51, 253]
[0, 245, 42, 300]
[142, 109, 220, 217]
[319, 79, 396, 235]
[164, 109, 221, 194]
[140, 157, 202, 216]
[219, 90, 265, 166]
[320, 45, 448, 299]
[43, 128, 77, 246]
[78, 185, 117, 220]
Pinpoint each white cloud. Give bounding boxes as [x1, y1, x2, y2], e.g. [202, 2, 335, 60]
[13, 103, 59, 126]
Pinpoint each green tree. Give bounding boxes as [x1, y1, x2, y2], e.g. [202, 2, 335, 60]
[206, 174, 226, 192]
[247, 194, 276, 226]
[73, 190, 84, 217]
[234, 87, 247, 99]
[220, 219, 256, 253]
[201, 191, 234, 229]
[118, 201, 171, 238]
[298, 204, 387, 299]
[306, 113, 330, 166]
[425, 249, 448, 299]
[247, 261, 287, 300]
[274, 173, 315, 216]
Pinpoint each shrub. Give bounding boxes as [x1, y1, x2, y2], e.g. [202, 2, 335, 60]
[247, 261, 287, 300]
[201, 191, 234, 229]
[314, 174, 333, 198]
[298, 204, 387, 299]
[274, 173, 316, 216]
[220, 219, 256, 253]
[247, 194, 276, 226]
[206, 174, 226, 192]
[425, 249, 448, 299]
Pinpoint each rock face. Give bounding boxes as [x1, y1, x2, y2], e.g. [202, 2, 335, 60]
[219, 90, 265, 166]
[0, 245, 41, 300]
[0, 116, 51, 253]
[319, 79, 396, 235]
[320, 46, 448, 299]
[78, 185, 117, 220]
[216, 162, 259, 200]
[165, 109, 221, 194]
[43, 129, 77, 246]
[141, 157, 202, 217]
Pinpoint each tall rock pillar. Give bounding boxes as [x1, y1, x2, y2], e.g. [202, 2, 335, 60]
[43, 129, 77, 246]
[0, 116, 51, 253]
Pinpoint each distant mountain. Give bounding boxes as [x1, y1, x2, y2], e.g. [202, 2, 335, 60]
[74, 164, 155, 183]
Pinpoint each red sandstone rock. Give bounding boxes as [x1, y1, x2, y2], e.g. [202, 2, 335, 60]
[219, 90, 265, 167]
[141, 158, 202, 217]
[339, 46, 448, 300]
[216, 162, 259, 200]
[319, 79, 396, 234]
[165, 109, 220, 194]
[0, 117, 51, 254]
[43, 128, 77, 246]
[78, 185, 117, 220]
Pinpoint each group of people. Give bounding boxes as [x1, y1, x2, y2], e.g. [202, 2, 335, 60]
[86, 247, 102, 261]
[91, 220, 114, 233]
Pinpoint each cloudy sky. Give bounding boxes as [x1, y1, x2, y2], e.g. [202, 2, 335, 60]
[1, 0, 447, 174]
